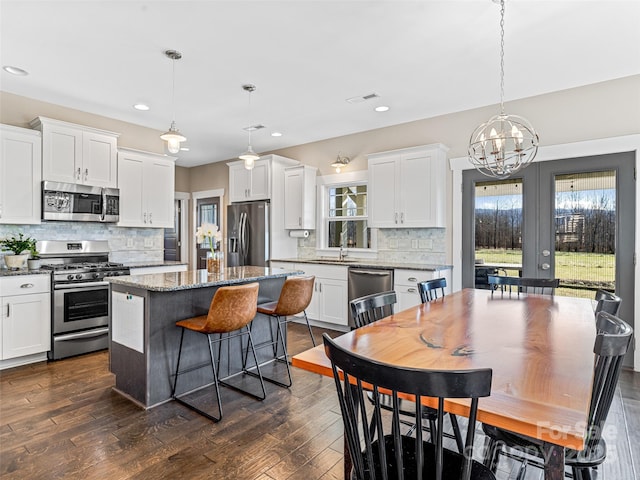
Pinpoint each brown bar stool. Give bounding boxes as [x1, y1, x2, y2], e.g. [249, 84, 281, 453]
[250, 275, 315, 388]
[171, 282, 265, 422]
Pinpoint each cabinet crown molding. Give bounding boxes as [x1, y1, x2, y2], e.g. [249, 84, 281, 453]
[29, 116, 121, 138]
[118, 146, 176, 162]
[367, 143, 449, 160]
[0, 123, 41, 137]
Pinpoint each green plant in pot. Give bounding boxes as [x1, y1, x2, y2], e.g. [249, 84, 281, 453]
[0, 233, 37, 270]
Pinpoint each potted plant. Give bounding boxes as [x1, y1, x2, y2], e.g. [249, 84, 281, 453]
[27, 242, 42, 270]
[0, 233, 36, 270]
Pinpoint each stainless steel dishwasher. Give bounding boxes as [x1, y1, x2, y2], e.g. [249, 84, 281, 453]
[347, 267, 394, 328]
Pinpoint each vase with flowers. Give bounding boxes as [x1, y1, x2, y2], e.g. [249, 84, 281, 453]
[196, 223, 223, 274]
[1, 233, 37, 270]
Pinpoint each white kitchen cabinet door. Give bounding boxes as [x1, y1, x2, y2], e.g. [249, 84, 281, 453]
[0, 125, 41, 224]
[228, 159, 271, 202]
[368, 155, 398, 228]
[317, 278, 348, 326]
[33, 117, 119, 188]
[81, 131, 117, 188]
[41, 122, 82, 184]
[368, 144, 448, 229]
[284, 165, 317, 230]
[1, 292, 50, 360]
[117, 153, 145, 226]
[145, 160, 175, 227]
[117, 149, 175, 228]
[112, 291, 144, 353]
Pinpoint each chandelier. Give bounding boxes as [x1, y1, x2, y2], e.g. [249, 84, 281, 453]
[468, 0, 539, 179]
[160, 50, 186, 154]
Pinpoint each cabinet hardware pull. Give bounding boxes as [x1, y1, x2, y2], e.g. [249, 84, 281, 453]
[149, 212, 152, 224]
[394, 212, 398, 224]
[84, 168, 89, 181]
[400, 212, 404, 223]
[143, 212, 147, 223]
[76, 167, 81, 180]
[408, 288, 417, 293]
[299, 217, 302, 227]
[319, 283, 322, 293]
[408, 277, 418, 282]
[20, 283, 35, 288]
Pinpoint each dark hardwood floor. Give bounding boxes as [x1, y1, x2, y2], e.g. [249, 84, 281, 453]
[1, 324, 638, 479]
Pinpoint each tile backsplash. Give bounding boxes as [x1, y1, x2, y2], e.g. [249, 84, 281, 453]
[297, 228, 447, 265]
[0, 223, 164, 267]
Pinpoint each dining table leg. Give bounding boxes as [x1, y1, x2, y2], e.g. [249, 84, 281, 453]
[542, 442, 565, 480]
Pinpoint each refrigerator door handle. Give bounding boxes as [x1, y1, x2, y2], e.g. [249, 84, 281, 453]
[239, 211, 247, 261]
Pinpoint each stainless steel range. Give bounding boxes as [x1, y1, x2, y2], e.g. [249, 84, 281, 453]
[38, 240, 130, 360]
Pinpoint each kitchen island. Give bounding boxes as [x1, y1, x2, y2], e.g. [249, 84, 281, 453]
[108, 266, 300, 408]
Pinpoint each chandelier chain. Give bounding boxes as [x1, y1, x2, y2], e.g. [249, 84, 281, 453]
[499, 0, 505, 114]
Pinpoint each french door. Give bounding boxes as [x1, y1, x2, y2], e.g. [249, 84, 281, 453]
[462, 152, 635, 363]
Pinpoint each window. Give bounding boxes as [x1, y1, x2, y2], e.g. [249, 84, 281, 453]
[326, 183, 370, 249]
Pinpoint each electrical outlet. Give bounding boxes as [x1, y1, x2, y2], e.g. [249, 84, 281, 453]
[419, 239, 433, 250]
[126, 238, 134, 248]
[389, 240, 398, 249]
[411, 239, 418, 249]
[144, 238, 153, 247]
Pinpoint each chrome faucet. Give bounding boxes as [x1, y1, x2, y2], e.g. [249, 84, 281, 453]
[339, 245, 347, 261]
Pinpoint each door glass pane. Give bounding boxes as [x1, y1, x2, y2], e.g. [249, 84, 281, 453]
[554, 171, 616, 298]
[474, 179, 523, 289]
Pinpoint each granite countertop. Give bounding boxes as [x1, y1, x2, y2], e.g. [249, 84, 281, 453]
[0, 268, 52, 277]
[108, 265, 303, 292]
[272, 258, 452, 271]
[122, 260, 188, 269]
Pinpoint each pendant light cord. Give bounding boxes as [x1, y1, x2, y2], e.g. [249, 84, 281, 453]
[171, 57, 176, 124]
[499, 0, 505, 115]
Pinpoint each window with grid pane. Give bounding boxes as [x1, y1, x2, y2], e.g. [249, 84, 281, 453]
[327, 184, 370, 248]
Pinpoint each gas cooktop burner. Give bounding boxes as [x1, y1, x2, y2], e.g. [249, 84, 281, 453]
[42, 262, 125, 272]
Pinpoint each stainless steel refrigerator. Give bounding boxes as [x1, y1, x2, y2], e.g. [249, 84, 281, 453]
[227, 201, 270, 267]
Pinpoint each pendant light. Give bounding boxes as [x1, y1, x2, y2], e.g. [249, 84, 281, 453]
[239, 84, 260, 170]
[468, 0, 539, 179]
[331, 153, 351, 173]
[160, 50, 186, 154]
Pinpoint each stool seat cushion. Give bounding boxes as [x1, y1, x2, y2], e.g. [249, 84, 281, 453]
[176, 315, 210, 333]
[256, 301, 278, 315]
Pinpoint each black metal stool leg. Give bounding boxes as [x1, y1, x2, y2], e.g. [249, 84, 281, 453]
[171, 328, 186, 398]
[302, 310, 316, 346]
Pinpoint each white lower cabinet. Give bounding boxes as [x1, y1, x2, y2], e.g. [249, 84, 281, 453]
[394, 268, 451, 311]
[274, 263, 348, 327]
[0, 275, 51, 365]
[111, 291, 144, 353]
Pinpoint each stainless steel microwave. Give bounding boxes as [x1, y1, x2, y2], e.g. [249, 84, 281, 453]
[42, 181, 120, 222]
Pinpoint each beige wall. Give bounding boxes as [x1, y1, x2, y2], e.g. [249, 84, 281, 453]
[0, 91, 167, 155]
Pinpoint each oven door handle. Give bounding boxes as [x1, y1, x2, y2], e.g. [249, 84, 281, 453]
[54, 281, 110, 290]
[55, 327, 110, 341]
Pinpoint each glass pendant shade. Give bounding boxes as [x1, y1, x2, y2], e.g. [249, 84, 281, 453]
[468, 113, 539, 179]
[160, 121, 186, 154]
[239, 146, 259, 170]
[331, 154, 350, 173]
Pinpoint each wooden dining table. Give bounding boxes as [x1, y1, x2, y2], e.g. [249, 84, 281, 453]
[292, 288, 597, 480]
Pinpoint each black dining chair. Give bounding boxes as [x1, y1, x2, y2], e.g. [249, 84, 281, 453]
[418, 277, 447, 303]
[323, 333, 495, 480]
[594, 289, 621, 316]
[488, 275, 559, 297]
[350, 290, 465, 453]
[482, 311, 633, 480]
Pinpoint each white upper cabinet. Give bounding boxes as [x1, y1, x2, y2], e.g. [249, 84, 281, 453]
[30, 117, 119, 188]
[117, 148, 175, 228]
[228, 159, 271, 202]
[0, 125, 42, 224]
[368, 144, 448, 228]
[284, 165, 317, 229]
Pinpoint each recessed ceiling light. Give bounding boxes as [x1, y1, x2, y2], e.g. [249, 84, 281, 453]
[3, 65, 28, 76]
[271, 132, 282, 137]
[374, 105, 390, 112]
[180, 147, 190, 151]
[133, 103, 150, 111]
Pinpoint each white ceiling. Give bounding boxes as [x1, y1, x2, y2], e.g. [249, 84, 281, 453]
[1, 1, 639, 168]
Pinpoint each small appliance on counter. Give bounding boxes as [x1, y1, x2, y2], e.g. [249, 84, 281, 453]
[38, 240, 130, 360]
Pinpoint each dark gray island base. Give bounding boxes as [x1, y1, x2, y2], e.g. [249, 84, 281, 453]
[108, 266, 300, 408]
